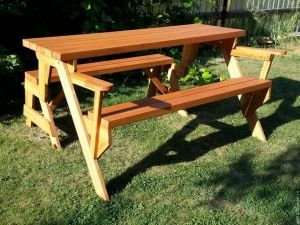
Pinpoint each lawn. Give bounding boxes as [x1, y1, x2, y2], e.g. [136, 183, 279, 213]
[0, 43, 299, 225]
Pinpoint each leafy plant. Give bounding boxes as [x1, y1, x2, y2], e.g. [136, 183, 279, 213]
[180, 64, 221, 85]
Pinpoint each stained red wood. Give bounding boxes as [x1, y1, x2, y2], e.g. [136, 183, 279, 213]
[25, 54, 173, 84]
[99, 77, 271, 128]
[23, 24, 245, 61]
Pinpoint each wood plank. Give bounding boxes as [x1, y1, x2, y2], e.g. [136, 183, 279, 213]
[100, 77, 258, 116]
[24, 25, 241, 48]
[23, 25, 245, 60]
[24, 24, 202, 46]
[98, 78, 271, 128]
[232, 46, 287, 59]
[222, 40, 268, 142]
[24, 78, 40, 97]
[54, 31, 244, 61]
[56, 61, 109, 201]
[24, 88, 36, 127]
[40, 101, 61, 149]
[23, 105, 54, 135]
[90, 91, 103, 158]
[71, 72, 113, 92]
[25, 54, 173, 83]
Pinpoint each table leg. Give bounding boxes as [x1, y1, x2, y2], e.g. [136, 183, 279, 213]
[56, 61, 109, 201]
[221, 38, 267, 141]
[168, 44, 200, 117]
[145, 67, 168, 97]
[24, 88, 36, 127]
[169, 43, 200, 92]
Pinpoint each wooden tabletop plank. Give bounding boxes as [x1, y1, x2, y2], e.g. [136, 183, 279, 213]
[23, 24, 245, 61]
[24, 24, 200, 46]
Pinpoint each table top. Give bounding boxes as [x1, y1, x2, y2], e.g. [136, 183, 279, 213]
[23, 24, 245, 61]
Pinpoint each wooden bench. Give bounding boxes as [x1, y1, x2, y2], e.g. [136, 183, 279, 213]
[73, 74, 271, 160]
[62, 45, 286, 201]
[24, 54, 173, 148]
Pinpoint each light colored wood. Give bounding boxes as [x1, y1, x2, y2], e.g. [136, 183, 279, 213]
[40, 101, 61, 149]
[240, 88, 269, 117]
[231, 46, 287, 102]
[231, 47, 273, 61]
[167, 63, 180, 92]
[260, 56, 274, 79]
[38, 60, 51, 101]
[245, 113, 267, 142]
[90, 91, 103, 158]
[232, 46, 287, 58]
[96, 126, 112, 158]
[71, 72, 113, 92]
[36, 52, 58, 68]
[23, 105, 53, 134]
[24, 64, 61, 147]
[222, 38, 243, 78]
[24, 77, 37, 127]
[56, 60, 109, 201]
[24, 78, 40, 97]
[221, 38, 266, 141]
[260, 57, 274, 102]
[23, 24, 245, 60]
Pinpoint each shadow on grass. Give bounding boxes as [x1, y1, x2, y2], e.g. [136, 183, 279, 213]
[107, 76, 300, 197]
[197, 143, 300, 224]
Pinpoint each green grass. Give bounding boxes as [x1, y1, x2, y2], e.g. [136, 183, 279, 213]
[1, 43, 300, 225]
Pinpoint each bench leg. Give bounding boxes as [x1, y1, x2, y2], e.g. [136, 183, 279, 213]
[221, 38, 267, 141]
[147, 79, 158, 97]
[145, 67, 168, 97]
[245, 113, 267, 142]
[40, 101, 62, 149]
[24, 87, 36, 127]
[49, 90, 65, 111]
[239, 89, 269, 142]
[96, 127, 112, 158]
[56, 61, 109, 201]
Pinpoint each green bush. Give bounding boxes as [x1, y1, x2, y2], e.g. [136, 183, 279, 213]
[180, 64, 223, 85]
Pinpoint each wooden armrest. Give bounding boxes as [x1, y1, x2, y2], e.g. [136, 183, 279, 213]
[71, 72, 113, 92]
[231, 46, 287, 61]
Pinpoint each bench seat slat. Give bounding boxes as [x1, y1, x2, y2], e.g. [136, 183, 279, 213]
[100, 77, 271, 128]
[100, 76, 257, 116]
[25, 54, 173, 84]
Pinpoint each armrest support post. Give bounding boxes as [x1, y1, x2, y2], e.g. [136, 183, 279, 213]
[90, 90, 103, 158]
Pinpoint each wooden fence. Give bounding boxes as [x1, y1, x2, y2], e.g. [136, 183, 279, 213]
[189, 0, 300, 27]
[191, 0, 300, 13]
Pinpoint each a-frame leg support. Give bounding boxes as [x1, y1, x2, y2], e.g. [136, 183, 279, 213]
[56, 61, 109, 201]
[239, 88, 270, 142]
[221, 38, 267, 141]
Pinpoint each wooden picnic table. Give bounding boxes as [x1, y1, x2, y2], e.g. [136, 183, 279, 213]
[22, 24, 285, 201]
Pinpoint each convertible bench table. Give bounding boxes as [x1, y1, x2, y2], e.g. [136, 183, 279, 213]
[22, 24, 286, 201]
